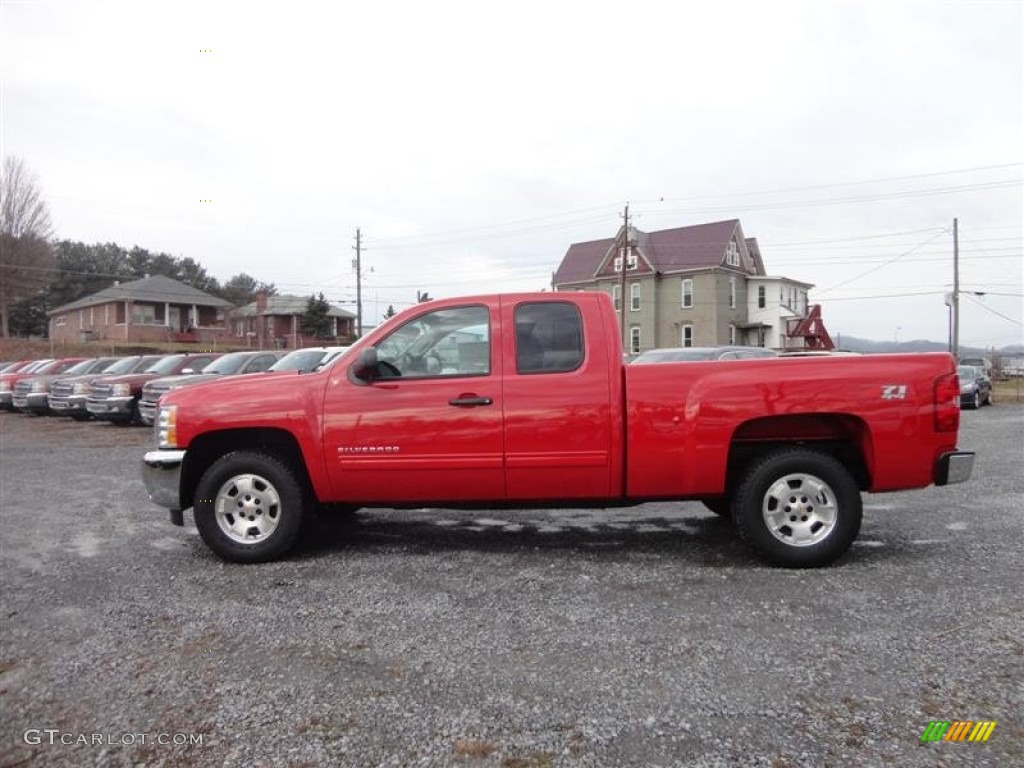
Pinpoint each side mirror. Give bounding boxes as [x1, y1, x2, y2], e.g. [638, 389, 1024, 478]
[351, 348, 379, 382]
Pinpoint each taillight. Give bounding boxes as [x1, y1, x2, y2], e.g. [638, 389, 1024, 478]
[934, 372, 960, 432]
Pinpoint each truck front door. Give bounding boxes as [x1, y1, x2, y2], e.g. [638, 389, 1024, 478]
[322, 302, 506, 502]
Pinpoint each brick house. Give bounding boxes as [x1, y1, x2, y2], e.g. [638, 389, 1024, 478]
[47, 275, 234, 344]
[230, 294, 356, 349]
[553, 219, 831, 354]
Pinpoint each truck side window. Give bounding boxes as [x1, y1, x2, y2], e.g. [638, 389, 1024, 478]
[376, 305, 490, 378]
[515, 302, 584, 374]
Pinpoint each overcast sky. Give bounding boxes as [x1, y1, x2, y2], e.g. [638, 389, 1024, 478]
[2, 0, 1021, 347]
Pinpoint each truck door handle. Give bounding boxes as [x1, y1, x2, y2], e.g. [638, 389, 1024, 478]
[449, 396, 493, 407]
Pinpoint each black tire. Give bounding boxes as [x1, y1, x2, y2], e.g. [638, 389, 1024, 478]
[70, 413, 93, 422]
[701, 498, 731, 518]
[193, 451, 308, 563]
[732, 448, 862, 568]
[967, 391, 980, 410]
[130, 397, 145, 426]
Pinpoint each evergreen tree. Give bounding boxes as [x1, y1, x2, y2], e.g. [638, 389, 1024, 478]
[300, 292, 333, 338]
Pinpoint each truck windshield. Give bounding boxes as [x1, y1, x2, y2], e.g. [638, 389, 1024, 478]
[270, 350, 325, 372]
[202, 353, 249, 375]
[144, 355, 187, 375]
[62, 359, 99, 375]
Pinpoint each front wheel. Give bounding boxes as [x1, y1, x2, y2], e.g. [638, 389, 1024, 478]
[732, 448, 862, 568]
[193, 451, 308, 563]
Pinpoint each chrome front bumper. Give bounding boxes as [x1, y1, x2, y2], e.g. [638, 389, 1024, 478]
[12, 392, 48, 411]
[50, 395, 87, 413]
[86, 396, 134, 417]
[137, 400, 159, 425]
[935, 451, 975, 486]
[142, 450, 186, 511]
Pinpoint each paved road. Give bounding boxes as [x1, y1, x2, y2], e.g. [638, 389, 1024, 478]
[1, 406, 1021, 767]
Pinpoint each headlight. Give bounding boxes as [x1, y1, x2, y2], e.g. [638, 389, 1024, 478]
[31, 381, 47, 392]
[0, 382, 9, 392]
[111, 383, 131, 397]
[73, 381, 89, 394]
[157, 405, 178, 449]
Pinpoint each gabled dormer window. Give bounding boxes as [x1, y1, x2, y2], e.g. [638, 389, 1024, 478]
[725, 240, 740, 267]
[613, 249, 638, 271]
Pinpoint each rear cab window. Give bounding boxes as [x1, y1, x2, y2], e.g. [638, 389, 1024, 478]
[514, 302, 584, 374]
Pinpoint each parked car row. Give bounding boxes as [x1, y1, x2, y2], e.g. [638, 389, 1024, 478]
[0, 346, 350, 426]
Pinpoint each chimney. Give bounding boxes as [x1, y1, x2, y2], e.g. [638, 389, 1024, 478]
[256, 292, 268, 313]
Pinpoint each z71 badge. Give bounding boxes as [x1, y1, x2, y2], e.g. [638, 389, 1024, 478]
[881, 384, 908, 400]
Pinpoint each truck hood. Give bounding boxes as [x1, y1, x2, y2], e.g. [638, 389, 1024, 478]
[100, 373, 160, 386]
[164, 370, 325, 443]
[146, 372, 224, 391]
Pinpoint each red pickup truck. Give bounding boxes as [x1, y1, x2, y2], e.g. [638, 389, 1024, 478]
[143, 292, 973, 567]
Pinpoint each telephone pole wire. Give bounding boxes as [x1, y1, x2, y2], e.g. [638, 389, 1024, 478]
[353, 228, 363, 339]
[952, 218, 959, 357]
[620, 202, 631, 352]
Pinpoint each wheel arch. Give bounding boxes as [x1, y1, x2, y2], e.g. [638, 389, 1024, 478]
[181, 428, 317, 510]
[725, 413, 873, 493]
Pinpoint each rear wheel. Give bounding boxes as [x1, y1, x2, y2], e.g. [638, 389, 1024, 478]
[732, 448, 862, 568]
[193, 451, 308, 563]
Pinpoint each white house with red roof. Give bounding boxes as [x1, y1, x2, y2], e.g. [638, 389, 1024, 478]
[552, 219, 831, 353]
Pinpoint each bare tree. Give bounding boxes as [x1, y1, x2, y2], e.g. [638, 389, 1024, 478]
[1, 157, 55, 337]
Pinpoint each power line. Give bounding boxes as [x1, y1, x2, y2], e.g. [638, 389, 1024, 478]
[815, 229, 952, 295]
[635, 162, 1023, 204]
[635, 180, 1022, 219]
[962, 293, 1024, 327]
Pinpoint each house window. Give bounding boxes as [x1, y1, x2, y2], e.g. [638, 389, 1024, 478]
[729, 324, 737, 345]
[613, 250, 638, 272]
[630, 326, 641, 354]
[56, 317, 67, 327]
[758, 285, 766, 309]
[132, 305, 157, 324]
[729, 277, 736, 309]
[681, 324, 693, 348]
[630, 283, 640, 311]
[726, 241, 739, 266]
[612, 285, 621, 311]
[682, 279, 693, 308]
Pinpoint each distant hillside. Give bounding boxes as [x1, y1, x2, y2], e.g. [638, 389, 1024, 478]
[835, 336, 1023, 357]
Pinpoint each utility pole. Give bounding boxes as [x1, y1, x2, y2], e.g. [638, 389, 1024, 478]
[353, 228, 363, 339]
[620, 203, 631, 352]
[952, 218, 959, 358]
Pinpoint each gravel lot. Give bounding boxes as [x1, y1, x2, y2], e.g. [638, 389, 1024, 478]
[1, 406, 1021, 767]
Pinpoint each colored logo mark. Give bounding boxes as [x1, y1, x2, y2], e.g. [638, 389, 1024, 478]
[920, 720, 996, 742]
